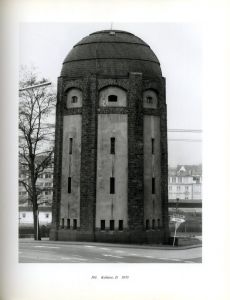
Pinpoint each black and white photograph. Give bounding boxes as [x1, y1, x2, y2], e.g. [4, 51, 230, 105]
[18, 22, 202, 264]
[1, 1, 229, 300]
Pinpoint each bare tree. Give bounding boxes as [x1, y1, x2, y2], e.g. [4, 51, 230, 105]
[19, 66, 56, 240]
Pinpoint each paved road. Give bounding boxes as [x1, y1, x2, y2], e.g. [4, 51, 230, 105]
[19, 239, 202, 263]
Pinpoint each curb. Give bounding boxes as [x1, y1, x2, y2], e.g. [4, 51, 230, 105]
[19, 238, 202, 250]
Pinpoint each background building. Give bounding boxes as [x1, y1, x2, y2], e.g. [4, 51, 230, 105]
[51, 30, 169, 244]
[19, 163, 53, 208]
[168, 164, 202, 233]
[19, 206, 52, 226]
[168, 165, 202, 201]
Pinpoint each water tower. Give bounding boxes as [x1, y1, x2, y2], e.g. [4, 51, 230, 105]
[50, 30, 169, 243]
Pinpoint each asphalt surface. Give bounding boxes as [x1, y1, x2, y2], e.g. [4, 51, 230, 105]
[19, 239, 202, 263]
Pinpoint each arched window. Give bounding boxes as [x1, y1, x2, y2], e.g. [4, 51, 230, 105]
[99, 86, 127, 107]
[108, 95, 118, 102]
[66, 88, 82, 108]
[143, 90, 158, 108]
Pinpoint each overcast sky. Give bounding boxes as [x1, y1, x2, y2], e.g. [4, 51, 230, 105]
[19, 22, 202, 167]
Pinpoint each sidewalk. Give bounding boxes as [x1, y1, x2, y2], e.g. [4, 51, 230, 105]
[19, 237, 202, 250]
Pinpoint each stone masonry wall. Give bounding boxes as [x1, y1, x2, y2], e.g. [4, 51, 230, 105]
[79, 75, 97, 236]
[128, 72, 144, 231]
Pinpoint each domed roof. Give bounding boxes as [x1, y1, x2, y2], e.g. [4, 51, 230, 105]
[61, 30, 162, 78]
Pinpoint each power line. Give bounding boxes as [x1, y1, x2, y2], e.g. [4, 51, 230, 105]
[168, 129, 202, 133]
[168, 139, 202, 142]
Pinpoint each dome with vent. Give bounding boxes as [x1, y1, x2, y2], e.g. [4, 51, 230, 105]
[61, 30, 162, 78]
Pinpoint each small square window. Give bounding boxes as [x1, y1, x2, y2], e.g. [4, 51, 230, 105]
[71, 96, 78, 103]
[110, 220, 114, 231]
[108, 95, 117, 102]
[146, 96, 153, 104]
[101, 220, 105, 230]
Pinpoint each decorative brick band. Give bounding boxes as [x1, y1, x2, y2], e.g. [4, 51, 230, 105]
[63, 108, 82, 115]
[143, 108, 160, 116]
[97, 107, 128, 114]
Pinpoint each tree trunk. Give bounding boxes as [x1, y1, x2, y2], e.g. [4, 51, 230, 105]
[33, 206, 41, 240]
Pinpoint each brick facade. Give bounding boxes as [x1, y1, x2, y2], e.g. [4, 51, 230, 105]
[50, 73, 169, 244]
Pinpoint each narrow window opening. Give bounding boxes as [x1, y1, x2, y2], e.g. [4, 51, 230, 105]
[108, 95, 117, 102]
[110, 137, 115, 154]
[73, 219, 77, 229]
[146, 219, 150, 230]
[151, 138, 155, 154]
[118, 220, 123, 231]
[157, 218, 160, 228]
[67, 218, 70, 229]
[68, 177, 71, 193]
[69, 138, 73, 154]
[101, 220, 105, 230]
[152, 178, 155, 194]
[110, 177, 115, 194]
[110, 220, 115, 231]
[71, 96, 78, 103]
[152, 219, 155, 229]
[61, 218, 64, 229]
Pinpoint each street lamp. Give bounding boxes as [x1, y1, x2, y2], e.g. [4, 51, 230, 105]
[19, 82, 51, 92]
